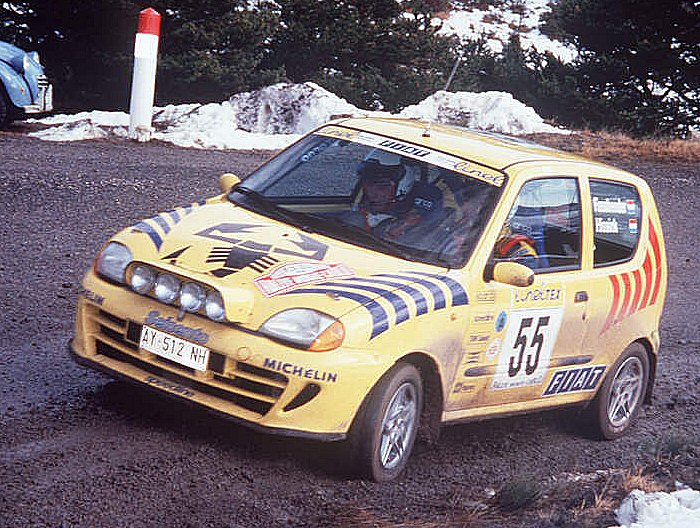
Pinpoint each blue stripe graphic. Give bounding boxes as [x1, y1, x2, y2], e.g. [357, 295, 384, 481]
[152, 214, 171, 234]
[399, 271, 469, 306]
[289, 288, 389, 339]
[321, 282, 410, 324]
[134, 221, 163, 249]
[197, 200, 206, 206]
[183, 203, 193, 213]
[167, 209, 181, 223]
[340, 277, 429, 316]
[375, 274, 447, 310]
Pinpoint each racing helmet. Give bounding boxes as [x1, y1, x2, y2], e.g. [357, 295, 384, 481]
[356, 150, 411, 213]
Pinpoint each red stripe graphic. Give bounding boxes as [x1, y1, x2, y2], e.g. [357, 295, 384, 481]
[649, 221, 662, 306]
[619, 273, 632, 321]
[601, 274, 621, 335]
[630, 269, 643, 315]
[640, 252, 653, 309]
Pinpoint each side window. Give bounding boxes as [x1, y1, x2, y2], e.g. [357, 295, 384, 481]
[493, 178, 581, 272]
[590, 180, 641, 266]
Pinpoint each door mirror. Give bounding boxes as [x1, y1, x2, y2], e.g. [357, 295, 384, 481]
[492, 261, 534, 287]
[219, 173, 241, 193]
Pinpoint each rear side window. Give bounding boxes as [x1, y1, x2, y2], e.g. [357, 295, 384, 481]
[590, 180, 642, 266]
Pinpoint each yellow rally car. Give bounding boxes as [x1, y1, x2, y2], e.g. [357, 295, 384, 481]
[70, 118, 667, 481]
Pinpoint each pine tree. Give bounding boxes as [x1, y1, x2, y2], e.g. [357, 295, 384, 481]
[543, 0, 699, 136]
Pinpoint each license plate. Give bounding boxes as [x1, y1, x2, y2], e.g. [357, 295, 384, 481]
[139, 325, 209, 372]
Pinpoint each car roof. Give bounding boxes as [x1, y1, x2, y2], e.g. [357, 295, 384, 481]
[335, 117, 606, 173]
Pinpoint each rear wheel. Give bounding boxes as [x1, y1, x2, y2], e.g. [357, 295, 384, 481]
[0, 87, 11, 128]
[348, 362, 422, 482]
[585, 343, 649, 439]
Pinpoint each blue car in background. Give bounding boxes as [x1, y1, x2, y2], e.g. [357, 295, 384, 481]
[0, 40, 53, 127]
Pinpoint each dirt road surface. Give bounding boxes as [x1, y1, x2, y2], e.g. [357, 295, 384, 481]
[1, 131, 698, 527]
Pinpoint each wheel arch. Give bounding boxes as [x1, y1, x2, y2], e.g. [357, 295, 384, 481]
[399, 352, 444, 444]
[634, 337, 657, 404]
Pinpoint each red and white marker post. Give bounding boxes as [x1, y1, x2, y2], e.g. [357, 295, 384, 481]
[128, 7, 162, 142]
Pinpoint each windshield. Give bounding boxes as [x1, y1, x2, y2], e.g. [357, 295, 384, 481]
[229, 127, 504, 268]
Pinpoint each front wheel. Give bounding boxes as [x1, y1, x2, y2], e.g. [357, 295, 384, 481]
[585, 343, 649, 439]
[348, 362, 423, 482]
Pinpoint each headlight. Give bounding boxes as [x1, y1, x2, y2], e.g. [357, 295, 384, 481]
[205, 291, 226, 321]
[130, 265, 156, 294]
[180, 282, 205, 312]
[154, 273, 180, 304]
[94, 242, 132, 284]
[259, 309, 344, 351]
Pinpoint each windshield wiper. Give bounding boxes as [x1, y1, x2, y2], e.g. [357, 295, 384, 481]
[230, 186, 314, 232]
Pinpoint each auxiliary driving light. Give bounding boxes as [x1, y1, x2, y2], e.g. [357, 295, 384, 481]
[205, 291, 226, 321]
[180, 282, 205, 312]
[130, 265, 156, 294]
[154, 273, 180, 304]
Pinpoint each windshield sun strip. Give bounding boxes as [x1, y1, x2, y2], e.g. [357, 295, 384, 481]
[316, 125, 507, 188]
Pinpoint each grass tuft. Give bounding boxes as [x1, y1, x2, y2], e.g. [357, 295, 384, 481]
[495, 476, 542, 511]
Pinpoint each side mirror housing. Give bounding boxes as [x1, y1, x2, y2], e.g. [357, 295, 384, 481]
[491, 261, 535, 287]
[219, 173, 241, 193]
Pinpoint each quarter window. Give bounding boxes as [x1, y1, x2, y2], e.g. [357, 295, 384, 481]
[590, 180, 641, 266]
[493, 178, 581, 272]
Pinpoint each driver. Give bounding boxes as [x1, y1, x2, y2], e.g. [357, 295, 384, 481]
[494, 224, 539, 268]
[343, 150, 412, 230]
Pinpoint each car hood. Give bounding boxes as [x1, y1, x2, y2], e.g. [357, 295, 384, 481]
[0, 41, 25, 62]
[114, 197, 460, 329]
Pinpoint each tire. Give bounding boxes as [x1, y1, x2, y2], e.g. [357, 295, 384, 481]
[347, 362, 423, 482]
[0, 86, 11, 129]
[585, 342, 649, 440]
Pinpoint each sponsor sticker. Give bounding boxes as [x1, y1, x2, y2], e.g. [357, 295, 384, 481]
[263, 358, 338, 383]
[595, 217, 619, 234]
[82, 288, 105, 306]
[495, 311, 508, 332]
[316, 126, 505, 187]
[628, 218, 638, 234]
[254, 262, 355, 297]
[512, 282, 564, 308]
[473, 312, 495, 324]
[485, 339, 500, 360]
[476, 290, 497, 304]
[626, 199, 637, 214]
[543, 365, 607, 396]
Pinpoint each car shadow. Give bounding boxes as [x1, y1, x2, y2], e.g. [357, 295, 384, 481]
[91, 379, 348, 477]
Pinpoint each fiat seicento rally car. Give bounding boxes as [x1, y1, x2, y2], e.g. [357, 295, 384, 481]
[70, 118, 666, 481]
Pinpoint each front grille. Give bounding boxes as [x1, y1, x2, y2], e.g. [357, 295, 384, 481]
[36, 74, 49, 88]
[88, 307, 289, 416]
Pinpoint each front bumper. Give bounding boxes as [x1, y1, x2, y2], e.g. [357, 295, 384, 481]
[71, 273, 389, 441]
[23, 81, 53, 114]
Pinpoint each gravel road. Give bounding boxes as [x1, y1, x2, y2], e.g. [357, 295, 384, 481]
[0, 131, 698, 528]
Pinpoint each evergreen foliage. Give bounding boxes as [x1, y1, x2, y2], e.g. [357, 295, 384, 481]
[542, 0, 699, 137]
[0, 0, 696, 136]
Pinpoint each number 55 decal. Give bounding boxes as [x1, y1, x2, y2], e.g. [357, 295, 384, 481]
[492, 308, 563, 390]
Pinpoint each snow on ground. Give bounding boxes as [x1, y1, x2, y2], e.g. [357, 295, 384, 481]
[399, 90, 560, 134]
[438, 0, 577, 62]
[29, 82, 564, 150]
[613, 486, 700, 528]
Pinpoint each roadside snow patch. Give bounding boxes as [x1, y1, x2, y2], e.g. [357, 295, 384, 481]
[229, 82, 369, 134]
[399, 90, 562, 134]
[29, 82, 564, 150]
[614, 487, 700, 528]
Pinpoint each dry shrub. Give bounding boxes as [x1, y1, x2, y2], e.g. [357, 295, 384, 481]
[621, 465, 663, 494]
[524, 131, 700, 163]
